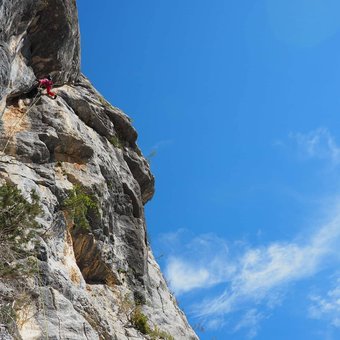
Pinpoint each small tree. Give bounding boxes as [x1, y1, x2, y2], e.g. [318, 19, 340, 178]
[62, 185, 98, 230]
[0, 183, 42, 333]
[0, 183, 41, 273]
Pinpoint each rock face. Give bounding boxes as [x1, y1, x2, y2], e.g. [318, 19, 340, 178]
[0, 1, 198, 339]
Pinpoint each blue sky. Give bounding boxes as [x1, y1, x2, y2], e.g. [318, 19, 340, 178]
[78, 1, 340, 339]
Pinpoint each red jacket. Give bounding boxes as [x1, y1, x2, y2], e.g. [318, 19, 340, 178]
[39, 79, 53, 87]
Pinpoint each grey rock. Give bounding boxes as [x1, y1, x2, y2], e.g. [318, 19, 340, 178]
[0, 326, 13, 340]
[0, 0, 198, 339]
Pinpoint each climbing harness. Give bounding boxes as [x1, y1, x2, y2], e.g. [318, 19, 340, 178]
[1, 92, 42, 154]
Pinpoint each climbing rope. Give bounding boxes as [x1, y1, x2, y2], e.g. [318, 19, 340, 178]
[1, 92, 41, 154]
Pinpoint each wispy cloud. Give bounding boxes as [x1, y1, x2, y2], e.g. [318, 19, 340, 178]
[166, 257, 220, 294]
[163, 202, 340, 335]
[163, 233, 235, 294]
[193, 209, 340, 316]
[234, 309, 265, 339]
[309, 278, 340, 327]
[289, 128, 340, 165]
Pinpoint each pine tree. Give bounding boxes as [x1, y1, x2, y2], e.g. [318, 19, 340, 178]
[0, 183, 41, 276]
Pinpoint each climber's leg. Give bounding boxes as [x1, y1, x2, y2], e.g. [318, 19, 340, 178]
[46, 86, 57, 99]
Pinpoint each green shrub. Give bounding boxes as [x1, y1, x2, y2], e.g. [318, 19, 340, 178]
[0, 183, 41, 273]
[130, 306, 151, 335]
[0, 183, 41, 234]
[0, 304, 16, 326]
[108, 135, 124, 149]
[0, 303, 18, 336]
[129, 305, 174, 339]
[150, 326, 175, 340]
[62, 185, 98, 230]
[0, 183, 42, 333]
[119, 292, 174, 339]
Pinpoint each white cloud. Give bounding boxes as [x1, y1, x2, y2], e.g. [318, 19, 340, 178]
[164, 233, 235, 294]
[158, 228, 188, 247]
[195, 208, 340, 318]
[290, 128, 340, 164]
[309, 278, 340, 327]
[162, 202, 340, 335]
[204, 317, 226, 331]
[166, 257, 211, 294]
[234, 309, 265, 339]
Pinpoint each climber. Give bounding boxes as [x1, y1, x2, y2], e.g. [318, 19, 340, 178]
[37, 75, 57, 99]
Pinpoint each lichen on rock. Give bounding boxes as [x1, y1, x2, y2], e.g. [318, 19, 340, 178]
[0, 0, 198, 339]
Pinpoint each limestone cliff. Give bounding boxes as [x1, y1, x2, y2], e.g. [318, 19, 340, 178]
[0, 1, 198, 339]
